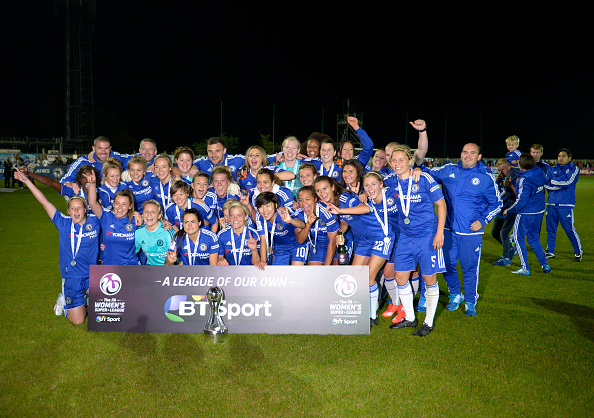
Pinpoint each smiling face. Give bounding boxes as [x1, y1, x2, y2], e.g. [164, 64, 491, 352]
[154, 157, 171, 182]
[257, 201, 277, 222]
[68, 198, 87, 225]
[228, 206, 247, 232]
[341, 164, 358, 187]
[129, 162, 146, 184]
[176, 152, 193, 176]
[372, 150, 387, 171]
[298, 189, 317, 214]
[79, 168, 96, 193]
[247, 148, 264, 171]
[139, 142, 157, 163]
[256, 173, 273, 193]
[182, 213, 200, 236]
[315, 180, 334, 204]
[212, 173, 230, 197]
[320, 143, 335, 165]
[506, 141, 518, 152]
[363, 175, 383, 202]
[93, 140, 111, 163]
[299, 167, 317, 186]
[113, 195, 132, 219]
[172, 189, 189, 209]
[307, 139, 320, 158]
[460, 143, 482, 169]
[207, 142, 226, 165]
[341, 142, 354, 160]
[142, 203, 161, 230]
[192, 175, 209, 199]
[104, 167, 121, 188]
[390, 150, 413, 177]
[283, 140, 299, 162]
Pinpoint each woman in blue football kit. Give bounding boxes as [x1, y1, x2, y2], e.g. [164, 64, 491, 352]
[124, 155, 154, 214]
[255, 192, 307, 266]
[313, 176, 358, 265]
[301, 138, 343, 182]
[97, 158, 127, 211]
[387, 146, 446, 337]
[236, 145, 295, 194]
[217, 200, 264, 269]
[326, 172, 397, 326]
[149, 153, 175, 212]
[87, 182, 141, 266]
[165, 208, 220, 265]
[296, 186, 340, 265]
[15, 169, 99, 325]
[165, 180, 217, 232]
[249, 168, 297, 215]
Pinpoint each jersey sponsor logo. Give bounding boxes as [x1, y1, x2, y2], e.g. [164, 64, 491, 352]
[106, 231, 134, 239]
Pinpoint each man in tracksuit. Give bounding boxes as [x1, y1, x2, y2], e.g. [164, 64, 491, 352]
[503, 154, 551, 275]
[421, 143, 502, 317]
[544, 148, 582, 262]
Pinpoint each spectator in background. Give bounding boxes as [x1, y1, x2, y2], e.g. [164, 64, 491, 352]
[4, 157, 12, 188]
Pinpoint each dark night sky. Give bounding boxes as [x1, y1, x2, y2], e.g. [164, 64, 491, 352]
[2, 2, 593, 159]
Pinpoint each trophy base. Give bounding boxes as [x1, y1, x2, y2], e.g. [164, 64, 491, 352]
[204, 329, 228, 343]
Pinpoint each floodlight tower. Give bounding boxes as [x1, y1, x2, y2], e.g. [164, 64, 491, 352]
[336, 99, 363, 150]
[56, 0, 96, 153]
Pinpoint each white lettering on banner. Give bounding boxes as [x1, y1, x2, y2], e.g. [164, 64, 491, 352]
[178, 300, 272, 320]
[161, 276, 216, 287]
[260, 276, 287, 287]
[329, 299, 363, 315]
[89, 265, 370, 335]
[94, 298, 126, 313]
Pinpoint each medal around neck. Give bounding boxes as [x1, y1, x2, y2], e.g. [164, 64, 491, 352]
[204, 286, 228, 343]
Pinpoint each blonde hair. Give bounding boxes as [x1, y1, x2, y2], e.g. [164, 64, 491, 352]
[530, 143, 543, 152]
[223, 199, 250, 225]
[245, 145, 270, 168]
[154, 153, 172, 169]
[142, 199, 163, 220]
[506, 135, 520, 145]
[391, 145, 413, 160]
[67, 195, 88, 213]
[495, 158, 509, 167]
[128, 155, 148, 173]
[282, 135, 300, 150]
[101, 157, 123, 184]
[363, 171, 385, 186]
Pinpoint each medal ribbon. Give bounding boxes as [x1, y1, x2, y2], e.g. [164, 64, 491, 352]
[397, 175, 412, 221]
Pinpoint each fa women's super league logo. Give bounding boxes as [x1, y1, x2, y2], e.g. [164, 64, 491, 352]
[99, 273, 122, 296]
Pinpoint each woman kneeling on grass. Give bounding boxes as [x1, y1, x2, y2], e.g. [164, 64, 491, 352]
[15, 169, 99, 325]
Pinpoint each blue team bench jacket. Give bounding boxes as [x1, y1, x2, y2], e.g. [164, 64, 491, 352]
[506, 166, 546, 216]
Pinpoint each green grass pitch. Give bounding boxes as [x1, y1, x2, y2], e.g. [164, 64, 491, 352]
[1, 178, 592, 416]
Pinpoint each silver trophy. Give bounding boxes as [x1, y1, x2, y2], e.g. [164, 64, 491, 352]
[204, 286, 228, 343]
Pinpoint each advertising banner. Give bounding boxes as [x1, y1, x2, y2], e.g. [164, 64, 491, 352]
[88, 265, 370, 335]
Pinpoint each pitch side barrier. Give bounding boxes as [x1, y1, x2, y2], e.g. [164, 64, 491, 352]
[88, 265, 370, 335]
